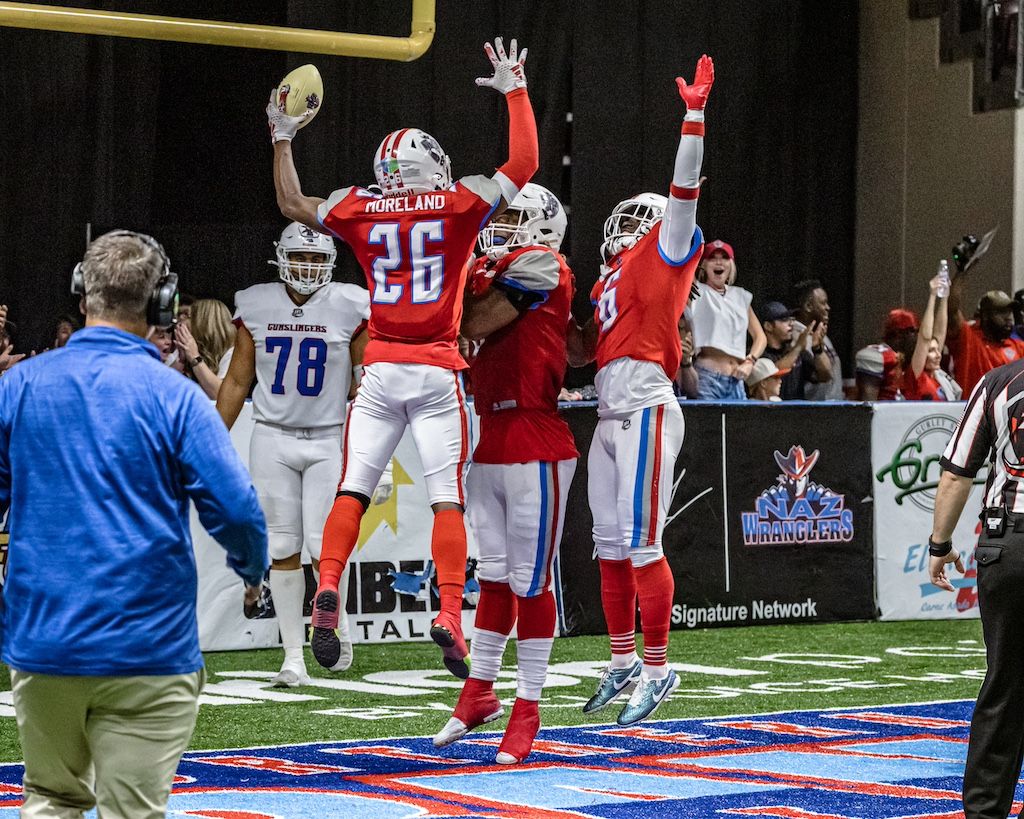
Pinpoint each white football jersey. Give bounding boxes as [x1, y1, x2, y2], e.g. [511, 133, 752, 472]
[234, 282, 370, 428]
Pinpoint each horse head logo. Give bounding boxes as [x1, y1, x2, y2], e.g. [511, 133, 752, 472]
[774, 445, 820, 498]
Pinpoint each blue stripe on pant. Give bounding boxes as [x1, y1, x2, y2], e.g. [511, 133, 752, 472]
[527, 462, 551, 596]
[631, 408, 652, 547]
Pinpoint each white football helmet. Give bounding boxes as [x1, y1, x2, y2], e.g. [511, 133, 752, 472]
[478, 183, 567, 258]
[601, 192, 667, 261]
[271, 222, 336, 295]
[373, 128, 452, 195]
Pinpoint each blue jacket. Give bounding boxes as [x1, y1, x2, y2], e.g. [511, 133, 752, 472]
[0, 326, 268, 675]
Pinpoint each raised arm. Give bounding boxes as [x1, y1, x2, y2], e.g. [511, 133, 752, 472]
[267, 94, 325, 231]
[660, 55, 714, 263]
[476, 37, 538, 214]
[946, 270, 967, 340]
[911, 277, 940, 378]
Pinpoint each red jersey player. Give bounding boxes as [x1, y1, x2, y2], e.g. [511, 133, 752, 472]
[432, 184, 577, 764]
[570, 55, 713, 726]
[266, 37, 538, 677]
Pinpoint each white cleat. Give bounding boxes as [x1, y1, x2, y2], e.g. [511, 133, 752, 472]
[271, 664, 311, 688]
[329, 614, 353, 672]
[433, 716, 473, 748]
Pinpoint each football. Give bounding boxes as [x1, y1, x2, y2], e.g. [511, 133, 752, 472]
[274, 64, 323, 129]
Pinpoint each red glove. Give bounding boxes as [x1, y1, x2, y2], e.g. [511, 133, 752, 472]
[675, 54, 715, 112]
[468, 256, 498, 296]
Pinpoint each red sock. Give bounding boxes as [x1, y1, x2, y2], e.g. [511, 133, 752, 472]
[476, 580, 518, 635]
[516, 590, 556, 640]
[318, 496, 364, 590]
[432, 509, 468, 618]
[635, 558, 674, 667]
[599, 558, 637, 657]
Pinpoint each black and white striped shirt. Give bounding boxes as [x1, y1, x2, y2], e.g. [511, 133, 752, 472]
[941, 359, 1024, 510]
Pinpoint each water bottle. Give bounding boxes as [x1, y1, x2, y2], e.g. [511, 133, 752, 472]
[937, 259, 950, 299]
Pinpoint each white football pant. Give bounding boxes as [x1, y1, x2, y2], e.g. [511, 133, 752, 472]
[588, 401, 684, 567]
[468, 460, 577, 597]
[340, 363, 470, 506]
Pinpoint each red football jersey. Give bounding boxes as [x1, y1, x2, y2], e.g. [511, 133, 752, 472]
[318, 175, 502, 371]
[592, 223, 703, 378]
[471, 247, 579, 465]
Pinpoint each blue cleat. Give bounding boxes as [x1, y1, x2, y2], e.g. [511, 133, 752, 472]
[616, 669, 680, 726]
[582, 660, 642, 714]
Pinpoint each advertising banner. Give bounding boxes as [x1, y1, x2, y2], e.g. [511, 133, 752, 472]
[872, 402, 986, 620]
[194, 403, 479, 651]
[559, 402, 877, 635]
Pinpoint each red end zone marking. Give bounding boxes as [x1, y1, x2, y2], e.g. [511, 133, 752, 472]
[189, 756, 357, 776]
[326, 745, 472, 764]
[710, 721, 861, 738]
[826, 712, 969, 729]
[463, 738, 626, 757]
[722, 807, 856, 819]
[183, 811, 276, 819]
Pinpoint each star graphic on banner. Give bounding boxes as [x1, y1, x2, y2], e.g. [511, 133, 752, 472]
[356, 457, 414, 550]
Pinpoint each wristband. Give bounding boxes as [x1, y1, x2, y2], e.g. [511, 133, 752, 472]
[928, 536, 953, 557]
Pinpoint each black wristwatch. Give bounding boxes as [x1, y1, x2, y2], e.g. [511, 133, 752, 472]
[928, 536, 953, 557]
[188, 355, 204, 369]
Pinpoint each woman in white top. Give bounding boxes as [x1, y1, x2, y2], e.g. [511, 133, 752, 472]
[175, 298, 236, 400]
[686, 239, 766, 400]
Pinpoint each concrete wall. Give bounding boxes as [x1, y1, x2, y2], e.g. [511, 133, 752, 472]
[856, 0, 1015, 353]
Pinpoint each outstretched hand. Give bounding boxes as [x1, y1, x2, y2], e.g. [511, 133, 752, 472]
[266, 90, 310, 144]
[476, 36, 528, 95]
[676, 54, 715, 111]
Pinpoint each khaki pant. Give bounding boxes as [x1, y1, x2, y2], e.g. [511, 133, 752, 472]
[12, 669, 204, 819]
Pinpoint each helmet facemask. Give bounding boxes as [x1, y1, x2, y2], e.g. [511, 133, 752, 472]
[477, 183, 567, 259]
[271, 222, 337, 295]
[601, 195, 666, 261]
[478, 208, 533, 259]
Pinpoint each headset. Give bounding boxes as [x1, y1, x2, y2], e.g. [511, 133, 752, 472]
[71, 230, 179, 328]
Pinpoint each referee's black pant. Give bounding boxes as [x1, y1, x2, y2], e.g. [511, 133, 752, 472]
[965, 533, 1024, 818]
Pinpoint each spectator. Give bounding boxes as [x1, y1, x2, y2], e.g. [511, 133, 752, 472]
[50, 314, 79, 349]
[675, 314, 699, 399]
[855, 309, 919, 400]
[745, 357, 788, 401]
[177, 293, 196, 328]
[947, 267, 1024, 395]
[0, 306, 25, 374]
[759, 301, 830, 400]
[149, 325, 185, 374]
[0, 230, 268, 818]
[903, 274, 962, 401]
[790, 280, 843, 401]
[175, 298, 236, 400]
[1011, 288, 1024, 341]
[687, 239, 766, 400]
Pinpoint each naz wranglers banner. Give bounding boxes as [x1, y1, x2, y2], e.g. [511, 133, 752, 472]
[192, 402, 480, 650]
[559, 402, 876, 635]
[872, 403, 986, 620]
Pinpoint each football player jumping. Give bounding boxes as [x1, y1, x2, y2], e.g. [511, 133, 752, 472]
[217, 223, 373, 686]
[433, 184, 577, 763]
[570, 56, 713, 725]
[267, 37, 538, 677]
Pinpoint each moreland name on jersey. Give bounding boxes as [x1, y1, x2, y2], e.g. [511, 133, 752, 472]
[234, 281, 369, 428]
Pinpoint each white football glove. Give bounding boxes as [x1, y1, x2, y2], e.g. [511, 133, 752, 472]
[266, 90, 309, 144]
[372, 461, 395, 506]
[475, 37, 528, 95]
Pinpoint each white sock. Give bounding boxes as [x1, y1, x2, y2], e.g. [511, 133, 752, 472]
[270, 569, 307, 662]
[642, 664, 669, 681]
[610, 650, 640, 669]
[469, 628, 511, 682]
[516, 637, 554, 701]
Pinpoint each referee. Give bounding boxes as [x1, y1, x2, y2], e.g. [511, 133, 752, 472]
[0, 231, 268, 818]
[931, 358, 1024, 818]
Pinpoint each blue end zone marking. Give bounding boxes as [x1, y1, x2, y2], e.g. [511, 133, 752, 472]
[0, 700, 993, 817]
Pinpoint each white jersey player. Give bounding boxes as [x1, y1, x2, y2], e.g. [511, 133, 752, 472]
[217, 222, 375, 687]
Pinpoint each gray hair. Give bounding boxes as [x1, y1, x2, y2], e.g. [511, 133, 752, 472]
[81, 231, 165, 322]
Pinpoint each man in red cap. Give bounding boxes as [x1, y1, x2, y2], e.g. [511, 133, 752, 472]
[946, 283, 1024, 395]
[855, 309, 919, 400]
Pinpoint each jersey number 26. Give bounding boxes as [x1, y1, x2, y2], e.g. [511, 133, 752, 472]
[368, 220, 444, 305]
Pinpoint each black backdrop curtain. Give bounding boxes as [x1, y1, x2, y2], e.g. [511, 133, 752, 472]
[0, 0, 857, 368]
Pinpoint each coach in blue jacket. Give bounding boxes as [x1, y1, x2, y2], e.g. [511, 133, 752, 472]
[0, 230, 268, 819]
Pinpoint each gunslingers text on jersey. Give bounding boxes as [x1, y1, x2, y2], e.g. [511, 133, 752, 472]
[266, 323, 328, 333]
[363, 194, 447, 214]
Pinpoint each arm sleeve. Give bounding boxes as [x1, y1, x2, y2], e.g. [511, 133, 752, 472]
[940, 378, 992, 478]
[176, 388, 268, 586]
[660, 110, 705, 264]
[492, 88, 539, 203]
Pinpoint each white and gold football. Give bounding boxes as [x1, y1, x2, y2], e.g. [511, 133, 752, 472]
[274, 64, 323, 129]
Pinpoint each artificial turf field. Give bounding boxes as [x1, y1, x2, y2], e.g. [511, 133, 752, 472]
[0, 618, 986, 763]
